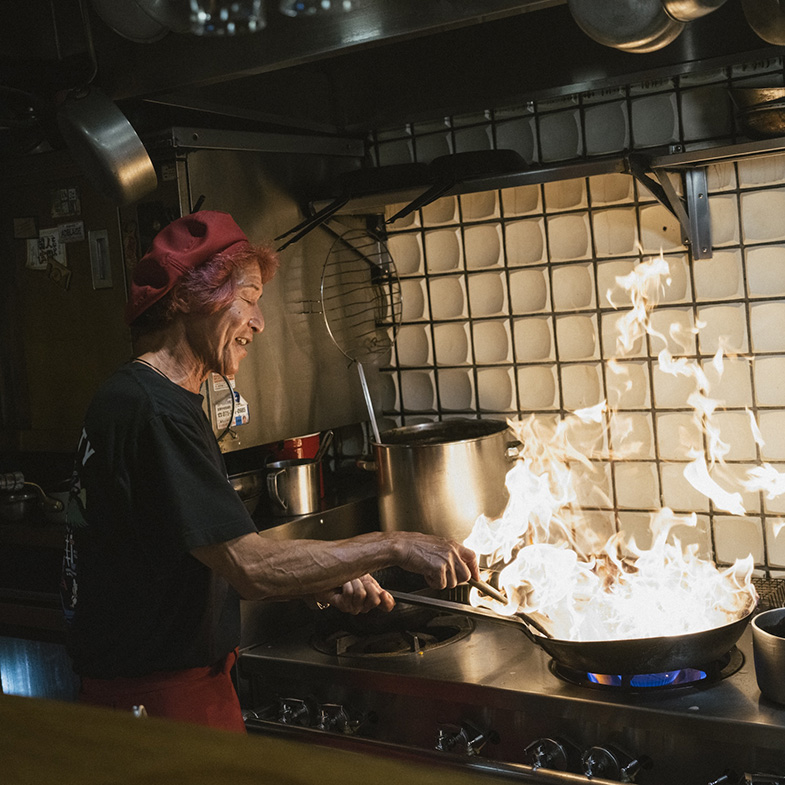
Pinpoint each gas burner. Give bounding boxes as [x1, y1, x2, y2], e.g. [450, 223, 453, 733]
[311, 613, 474, 657]
[550, 647, 744, 691]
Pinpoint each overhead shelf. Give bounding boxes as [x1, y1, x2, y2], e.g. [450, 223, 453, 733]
[159, 124, 785, 260]
[325, 136, 785, 214]
[320, 136, 785, 261]
[650, 135, 785, 168]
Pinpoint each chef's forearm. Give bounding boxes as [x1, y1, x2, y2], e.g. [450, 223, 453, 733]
[191, 529, 477, 599]
[192, 531, 399, 600]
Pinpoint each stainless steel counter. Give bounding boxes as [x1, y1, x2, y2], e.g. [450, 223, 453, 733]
[238, 614, 785, 783]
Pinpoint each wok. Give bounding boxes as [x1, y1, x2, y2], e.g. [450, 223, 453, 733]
[389, 590, 755, 675]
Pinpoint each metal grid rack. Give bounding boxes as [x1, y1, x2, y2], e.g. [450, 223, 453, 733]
[753, 577, 785, 612]
[370, 57, 785, 576]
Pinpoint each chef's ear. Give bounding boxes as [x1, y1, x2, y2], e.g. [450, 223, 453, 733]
[170, 290, 191, 315]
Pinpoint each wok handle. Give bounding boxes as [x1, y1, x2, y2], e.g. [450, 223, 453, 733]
[387, 590, 543, 644]
[468, 577, 507, 604]
[467, 578, 554, 638]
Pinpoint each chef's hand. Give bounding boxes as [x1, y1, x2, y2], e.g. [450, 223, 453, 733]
[395, 532, 480, 589]
[315, 573, 395, 616]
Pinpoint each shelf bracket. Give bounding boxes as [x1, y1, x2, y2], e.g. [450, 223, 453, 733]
[683, 167, 712, 260]
[627, 154, 713, 261]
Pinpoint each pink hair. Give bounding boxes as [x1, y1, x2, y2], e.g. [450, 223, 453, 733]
[182, 244, 279, 315]
[130, 243, 279, 336]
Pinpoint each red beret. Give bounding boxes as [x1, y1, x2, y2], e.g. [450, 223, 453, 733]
[125, 210, 249, 325]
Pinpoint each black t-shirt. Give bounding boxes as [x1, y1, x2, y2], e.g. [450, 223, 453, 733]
[62, 362, 256, 678]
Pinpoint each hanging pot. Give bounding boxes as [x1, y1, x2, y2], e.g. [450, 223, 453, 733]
[661, 0, 728, 22]
[567, 0, 686, 53]
[89, 0, 170, 43]
[742, 0, 785, 45]
[56, 86, 158, 206]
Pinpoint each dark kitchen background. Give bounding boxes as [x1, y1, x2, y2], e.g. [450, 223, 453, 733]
[1, 3, 785, 773]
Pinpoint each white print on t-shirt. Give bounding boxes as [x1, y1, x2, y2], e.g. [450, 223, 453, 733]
[77, 427, 95, 466]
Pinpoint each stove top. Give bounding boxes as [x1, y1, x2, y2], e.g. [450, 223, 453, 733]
[238, 611, 785, 784]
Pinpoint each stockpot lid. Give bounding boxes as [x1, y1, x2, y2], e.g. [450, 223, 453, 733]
[375, 418, 509, 448]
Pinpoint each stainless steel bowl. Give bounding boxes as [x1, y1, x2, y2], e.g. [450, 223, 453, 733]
[0, 490, 38, 523]
[752, 607, 785, 704]
[229, 470, 264, 516]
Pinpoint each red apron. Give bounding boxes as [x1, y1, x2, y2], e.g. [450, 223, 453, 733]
[78, 649, 246, 733]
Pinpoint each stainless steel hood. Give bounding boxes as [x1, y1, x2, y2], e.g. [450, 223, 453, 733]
[1, 0, 778, 144]
[93, 0, 779, 136]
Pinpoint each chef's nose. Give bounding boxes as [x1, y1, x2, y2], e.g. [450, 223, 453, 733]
[249, 303, 264, 333]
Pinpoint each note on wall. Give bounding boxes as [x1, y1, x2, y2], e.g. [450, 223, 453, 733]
[26, 228, 67, 270]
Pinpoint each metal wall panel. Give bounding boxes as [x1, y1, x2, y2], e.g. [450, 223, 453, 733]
[179, 149, 376, 452]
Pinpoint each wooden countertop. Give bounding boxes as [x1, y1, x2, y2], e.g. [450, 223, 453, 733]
[1, 694, 518, 785]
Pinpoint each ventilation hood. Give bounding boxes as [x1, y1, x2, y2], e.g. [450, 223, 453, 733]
[112, 0, 779, 135]
[0, 0, 779, 142]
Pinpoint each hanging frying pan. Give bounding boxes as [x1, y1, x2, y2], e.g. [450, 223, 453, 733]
[385, 150, 527, 226]
[57, 86, 158, 205]
[55, 0, 158, 205]
[389, 590, 756, 675]
[320, 228, 402, 444]
[276, 163, 430, 252]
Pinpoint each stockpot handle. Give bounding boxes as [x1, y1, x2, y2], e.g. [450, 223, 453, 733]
[505, 439, 523, 460]
[266, 469, 288, 511]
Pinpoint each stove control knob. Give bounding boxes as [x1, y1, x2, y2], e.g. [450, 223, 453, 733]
[436, 720, 499, 757]
[277, 697, 314, 727]
[524, 737, 581, 772]
[317, 703, 352, 734]
[581, 744, 652, 783]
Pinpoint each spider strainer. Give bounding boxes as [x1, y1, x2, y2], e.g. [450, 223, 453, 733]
[320, 228, 402, 442]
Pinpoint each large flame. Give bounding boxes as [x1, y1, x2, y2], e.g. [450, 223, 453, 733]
[465, 254, 764, 641]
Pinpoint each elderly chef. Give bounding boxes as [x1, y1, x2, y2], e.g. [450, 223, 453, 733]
[61, 210, 478, 733]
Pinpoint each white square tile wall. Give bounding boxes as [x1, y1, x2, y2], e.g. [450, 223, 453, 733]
[376, 64, 785, 571]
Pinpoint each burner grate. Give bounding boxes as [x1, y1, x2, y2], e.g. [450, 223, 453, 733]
[310, 613, 474, 657]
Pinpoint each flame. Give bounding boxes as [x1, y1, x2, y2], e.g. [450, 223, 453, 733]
[743, 464, 785, 499]
[683, 453, 745, 515]
[465, 252, 767, 642]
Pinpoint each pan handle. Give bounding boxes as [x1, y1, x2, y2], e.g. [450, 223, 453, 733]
[387, 590, 544, 644]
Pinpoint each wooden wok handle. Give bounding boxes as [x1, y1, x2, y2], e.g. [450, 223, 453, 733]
[467, 577, 507, 604]
[467, 578, 554, 638]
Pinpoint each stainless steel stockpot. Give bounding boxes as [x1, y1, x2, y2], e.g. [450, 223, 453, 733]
[370, 419, 520, 542]
[752, 607, 785, 704]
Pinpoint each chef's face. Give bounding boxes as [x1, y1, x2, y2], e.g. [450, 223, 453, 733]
[187, 261, 265, 377]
